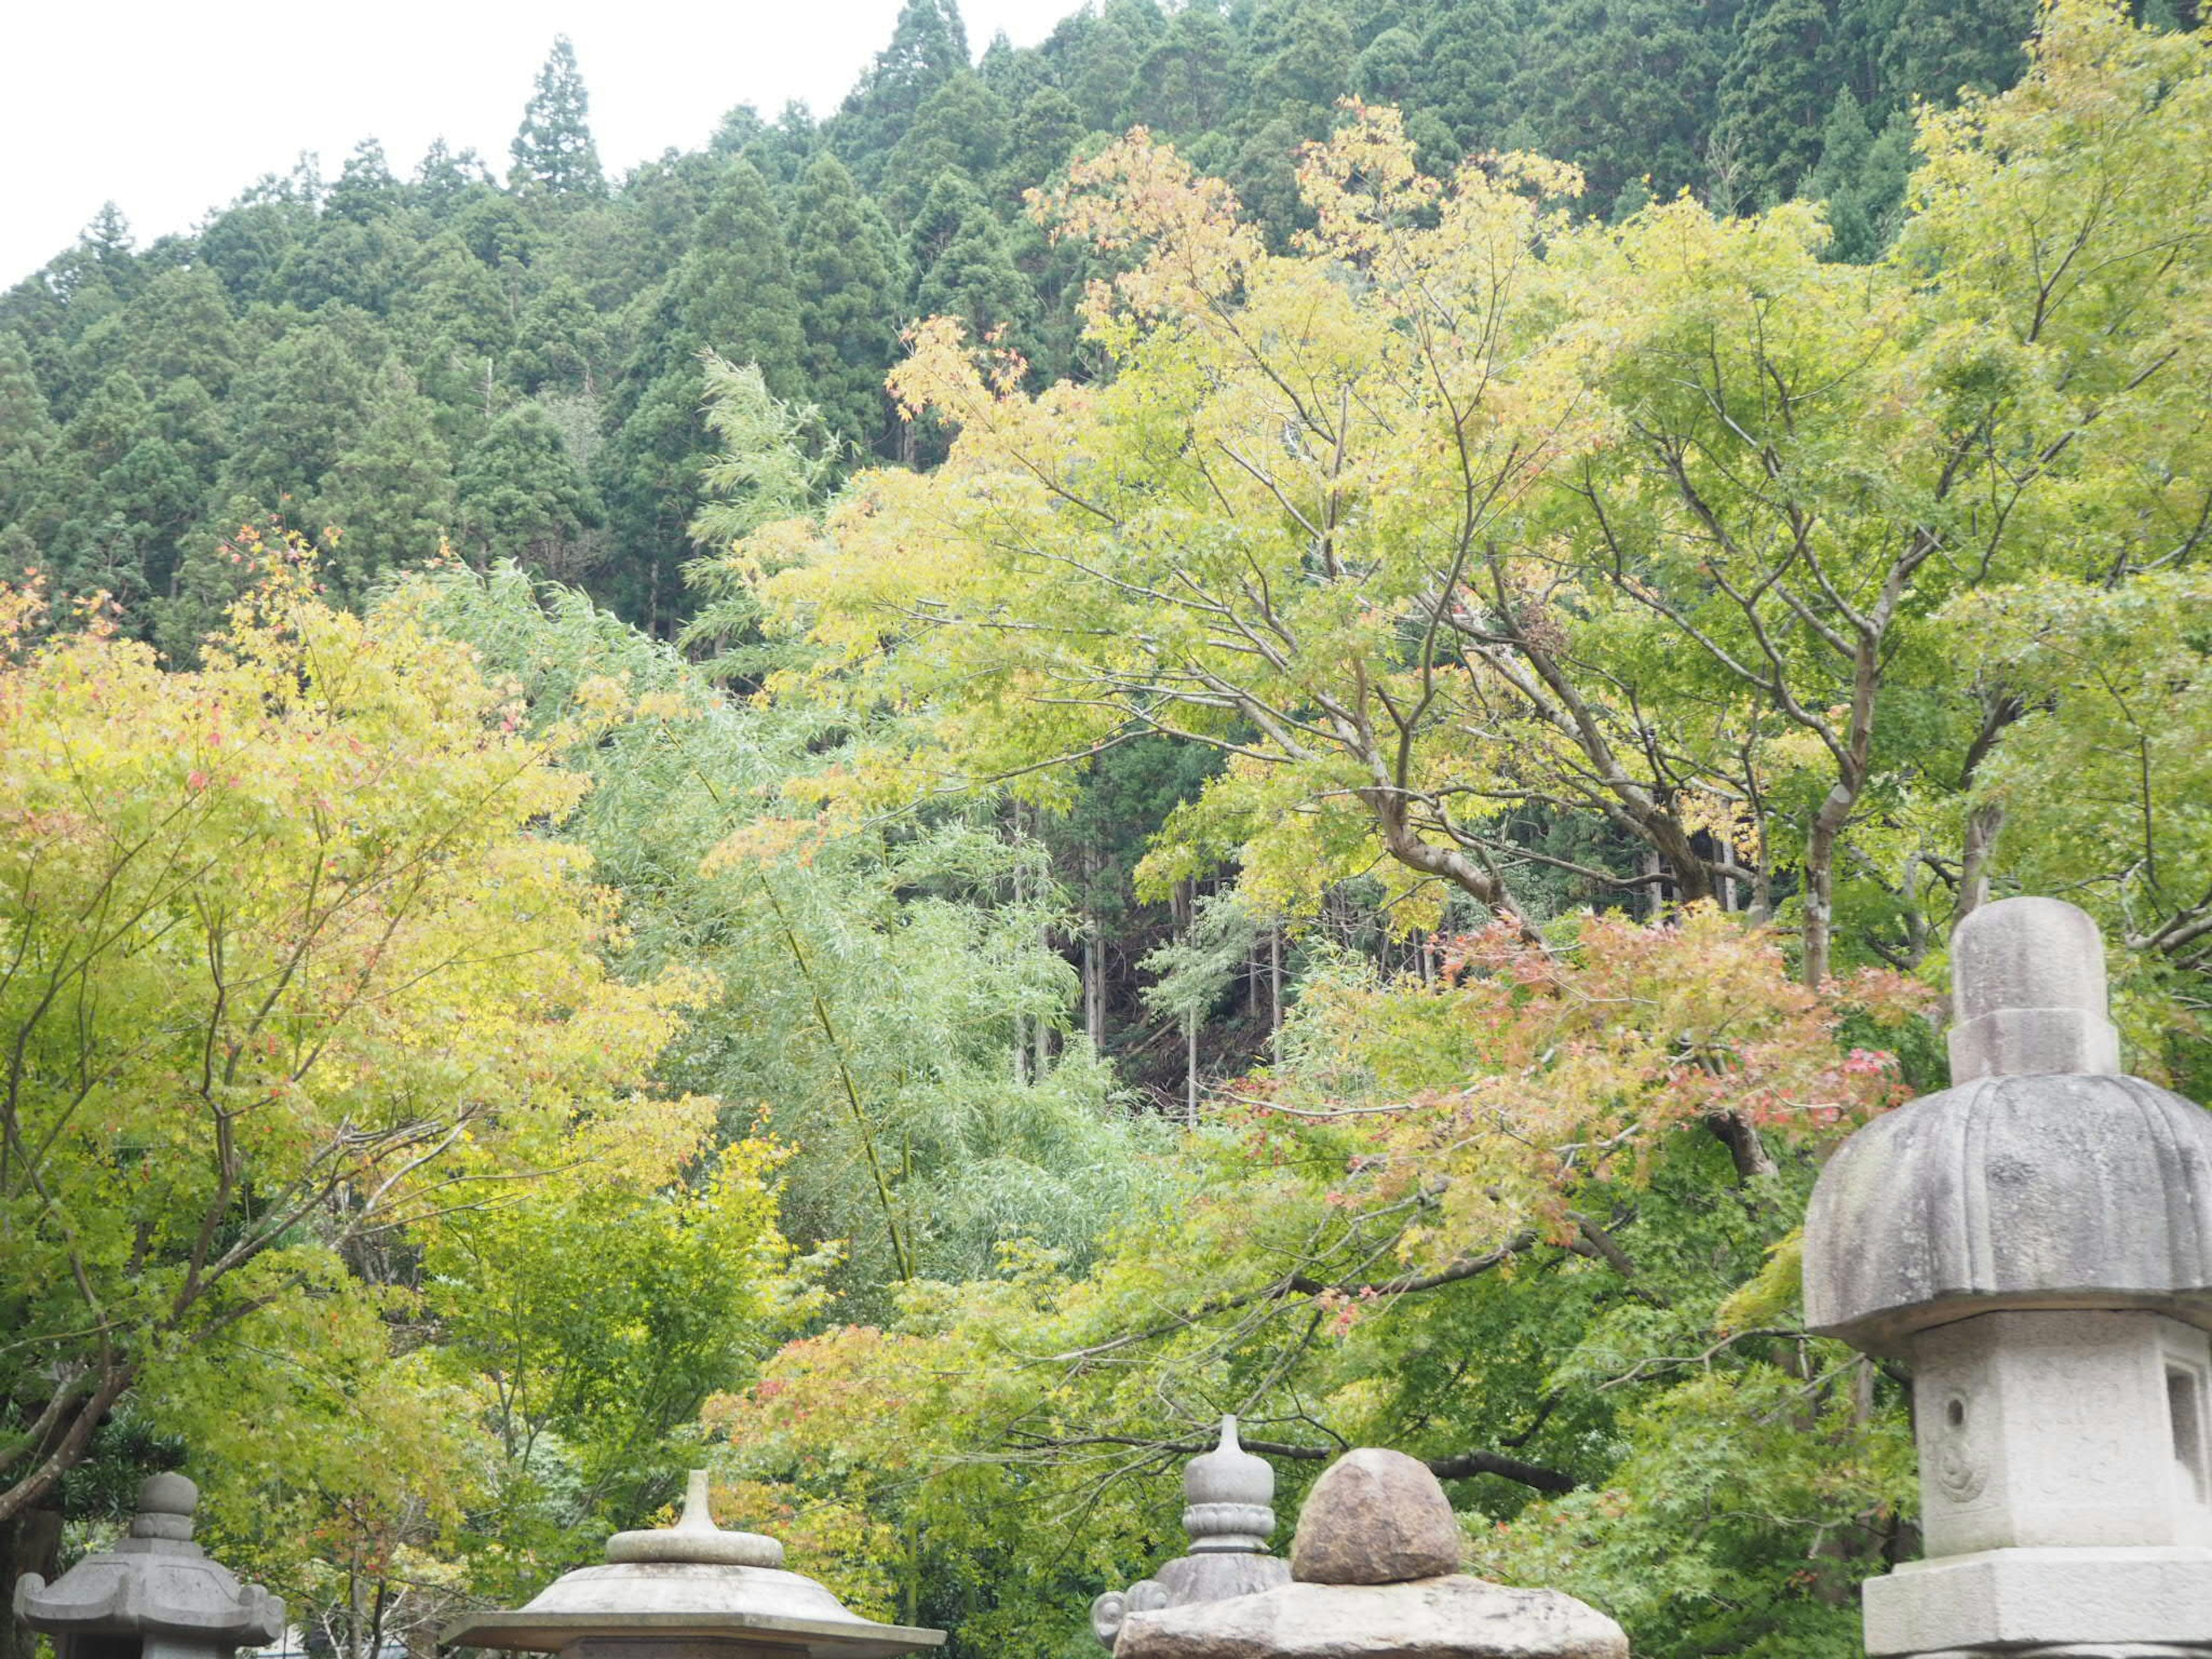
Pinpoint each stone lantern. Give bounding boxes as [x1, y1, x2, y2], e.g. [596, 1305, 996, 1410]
[1805, 896, 2212, 1656]
[12, 1474, 285, 1659]
[1108, 1448, 1626, 1658]
[1091, 1418, 1293, 1649]
[445, 1471, 942, 1659]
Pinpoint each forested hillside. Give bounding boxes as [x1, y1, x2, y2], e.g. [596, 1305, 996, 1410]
[4, 0, 2196, 1096]
[4, 3, 2211, 1658]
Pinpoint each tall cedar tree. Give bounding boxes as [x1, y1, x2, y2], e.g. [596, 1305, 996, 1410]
[790, 155, 908, 458]
[510, 35, 607, 199]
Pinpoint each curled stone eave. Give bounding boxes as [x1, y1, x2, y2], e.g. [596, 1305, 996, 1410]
[1804, 1072, 2212, 1355]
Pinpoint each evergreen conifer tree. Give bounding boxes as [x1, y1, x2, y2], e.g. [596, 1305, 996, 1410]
[317, 368, 459, 595]
[790, 155, 907, 457]
[667, 159, 805, 395]
[456, 401, 598, 567]
[509, 36, 607, 199]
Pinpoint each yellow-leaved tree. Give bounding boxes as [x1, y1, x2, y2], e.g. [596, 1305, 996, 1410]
[0, 529, 730, 1558]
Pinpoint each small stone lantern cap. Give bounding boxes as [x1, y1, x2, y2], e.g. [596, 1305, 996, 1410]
[444, 1469, 942, 1659]
[13, 1474, 286, 1650]
[1806, 897, 2212, 1355]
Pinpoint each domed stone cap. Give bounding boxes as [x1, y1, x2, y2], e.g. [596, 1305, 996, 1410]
[605, 1470, 783, 1567]
[1804, 1070, 2212, 1354]
[1804, 897, 2212, 1356]
[1290, 1449, 1462, 1586]
[446, 1471, 941, 1658]
[13, 1474, 286, 1647]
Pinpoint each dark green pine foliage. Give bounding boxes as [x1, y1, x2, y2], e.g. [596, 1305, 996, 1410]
[790, 156, 908, 459]
[510, 36, 608, 199]
[1712, 0, 1843, 209]
[912, 172, 1037, 352]
[317, 368, 457, 596]
[1511, 0, 1741, 213]
[328, 139, 404, 224]
[835, 0, 972, 190]
[601, 161, 803, 631]
[1005, 87, 1086, 193]
[667, 160, 805, 392]
[1124, 5, 1243, 135]
[0, 331, 54, 524]
[218, 323, 373, 509]
[880, 73, 1012, 225]
[1806, 88, 1915, 262]
[456, 402, 599, 566]
[1873, 0, 2038, 107]
[1067, 0, 1166, 130]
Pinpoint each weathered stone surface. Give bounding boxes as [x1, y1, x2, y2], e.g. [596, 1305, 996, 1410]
[1095, 1419, 1293, 1649]
[1290, 1450, 1462, 1586]
[445, 1470, 942, 1659]
[13, 1474, 285, 1654]
[1908, 1310, 2212, 1557]
[1948, 896, 2123, 1082]
[1801, 1071, 2212, 1355]
[1113, 1576, 1628, 1659]
[1861, 1546, 2212, 1655]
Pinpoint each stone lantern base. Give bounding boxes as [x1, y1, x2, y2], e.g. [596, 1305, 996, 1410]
[1863, 1546, 2212, 1655]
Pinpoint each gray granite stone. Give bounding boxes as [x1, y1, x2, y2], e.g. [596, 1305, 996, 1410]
[1094, 1420, 1292, 1650]
[1802, 1071, 2212, 1355]
[1110, 1575, 1628, 1659]
[446, 1471, 940, 1659]
[1290, 1450, 1461, 1587]
[13, 1475, 285, 1659]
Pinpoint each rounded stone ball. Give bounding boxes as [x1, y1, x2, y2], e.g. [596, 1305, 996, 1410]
[140, 1472, 199, 1516]
[1289, 1449, 1463, 1586]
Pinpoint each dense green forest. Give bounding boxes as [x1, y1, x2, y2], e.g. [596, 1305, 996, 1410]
[4, 1, 2211, 1656]
[5, 0, 2198, 1096]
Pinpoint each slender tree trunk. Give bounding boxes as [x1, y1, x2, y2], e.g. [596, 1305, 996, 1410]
[1955, 803, 2005, 934]
[1804, 771, 1865, 985]
[1270, 925, 1283, 1039]
[1185, 1018, 1199, 1127]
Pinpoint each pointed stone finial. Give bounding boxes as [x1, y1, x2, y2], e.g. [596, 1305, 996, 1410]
[1948, 896, 2121, 1082]
[604, 1469, 785, 1568]
[1181, 1416, 1276, 1554]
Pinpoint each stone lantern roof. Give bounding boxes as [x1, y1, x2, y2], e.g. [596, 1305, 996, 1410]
[12, 1474, 286, 1654]
[1804, 896, 2212, 1356]
[444, 1471, 942, 1659]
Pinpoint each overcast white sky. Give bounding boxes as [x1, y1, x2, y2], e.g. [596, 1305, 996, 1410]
[3, 0, 1078, 284]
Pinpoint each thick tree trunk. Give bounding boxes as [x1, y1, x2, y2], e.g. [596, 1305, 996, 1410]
[0, 1510, 63, 1659]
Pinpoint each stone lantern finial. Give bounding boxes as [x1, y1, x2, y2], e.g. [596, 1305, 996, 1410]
[1092, 1418, 1293, 1650]
[1948, 895, 2122, 1081]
